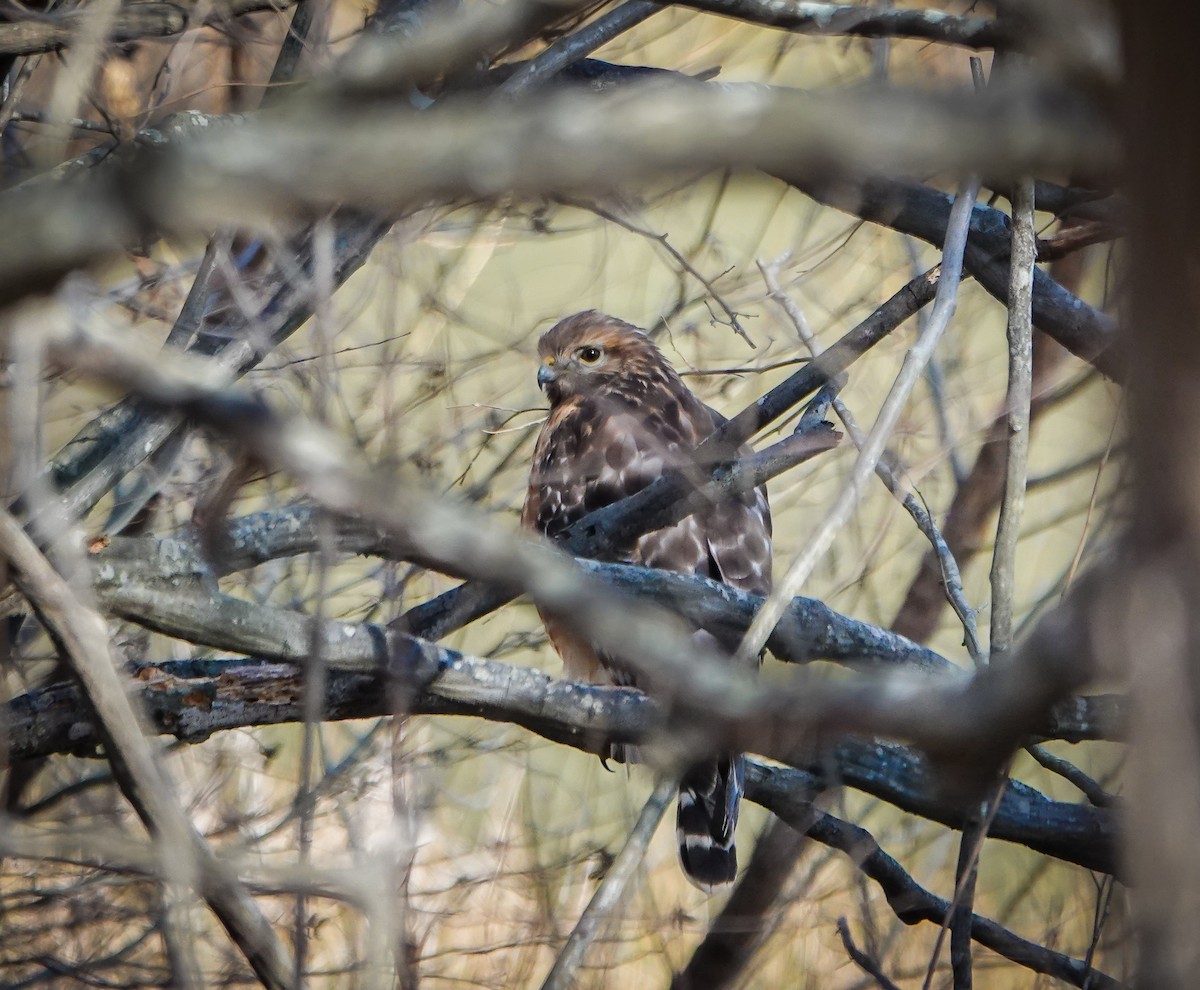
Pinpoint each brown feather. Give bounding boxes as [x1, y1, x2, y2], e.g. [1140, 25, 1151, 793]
[523, 310, 772, 890]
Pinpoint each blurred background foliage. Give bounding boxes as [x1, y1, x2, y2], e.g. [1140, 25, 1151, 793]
[0, 1, 1125, 987]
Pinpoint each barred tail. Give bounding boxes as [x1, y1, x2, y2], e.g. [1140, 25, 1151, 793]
[676, 755, 743, 891]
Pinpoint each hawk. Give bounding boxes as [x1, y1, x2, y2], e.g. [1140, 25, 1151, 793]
[522, 310, 772, 891]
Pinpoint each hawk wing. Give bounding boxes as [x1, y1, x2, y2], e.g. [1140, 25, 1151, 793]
[523, 389, 771, 674]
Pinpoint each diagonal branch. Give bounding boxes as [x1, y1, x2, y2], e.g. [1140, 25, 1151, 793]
[0, 508, 296, 990]
[499, 0, 663, 96]
[734, 176, 980, 668]
[539, 778, 674, 990]
[773, 171, 1119, 377]
[757, 762, 1123, 990]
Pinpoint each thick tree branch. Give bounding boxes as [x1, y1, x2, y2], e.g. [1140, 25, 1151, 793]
[4, 656, 1118, 875]
[773, 171, 1119, 377]
[666, 0, 1011, 49]
[83, 508, 950, 674]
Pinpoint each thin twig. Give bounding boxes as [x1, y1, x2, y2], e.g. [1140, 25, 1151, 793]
[990, 175, 1037, 661]
[539, 779, 674, 990]
[758, 253, 983, 662]
[1025, 744, 1116, 807]
[735, 176, 981, 667]
[922, 773, 1009, 990]
[837, 917, 902, 990]
[562, 196, 754, 345]
[499, 0, 661, 95]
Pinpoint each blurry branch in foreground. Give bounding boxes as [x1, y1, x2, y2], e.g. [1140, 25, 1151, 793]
[0, 508, 296, 988]
[3, 53, 1116, 579]
[0, 76, 1114, 306]
[5, 654, 1120, 872]
[539, 778, 675, 990]
[0, 0, 1120, 82]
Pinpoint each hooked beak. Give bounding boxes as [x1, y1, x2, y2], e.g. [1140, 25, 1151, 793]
[537, 364, 557, 390]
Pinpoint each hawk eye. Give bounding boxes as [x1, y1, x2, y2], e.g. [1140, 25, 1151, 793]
[578, 346, 602, 364]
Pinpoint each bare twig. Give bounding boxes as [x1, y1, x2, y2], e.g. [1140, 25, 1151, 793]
[567, 197, 753, 345]
[89, 519, 949, 673]
[837, 917, 902, 990]
[499, 1, 662, 95]
[539, 780, 674, 989]
[890, 333, 1075, 644]
[735, 177, 981, 668]
[759, 253, 983, 662]
[1025, 744, 1116, 807]
[990, 172, 1037, 661]
[924, 775, 1008, 990]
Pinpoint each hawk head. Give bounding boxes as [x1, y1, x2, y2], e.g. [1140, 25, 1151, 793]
[535, 310, 669, 406]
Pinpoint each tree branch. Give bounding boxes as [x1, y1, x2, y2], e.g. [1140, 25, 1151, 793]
[772, 171, 1119, 377]
[0, 77, 1113, 308]
[0, 0, 304, 58]
[0, 508, 296, 990]
[539, 778, 674, 990]
[666, 0, 1011, 49]
[4, 656, 1118, 875]
[761, 786, 1124, 990]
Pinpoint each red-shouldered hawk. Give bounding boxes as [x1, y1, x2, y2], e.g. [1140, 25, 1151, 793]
[522, 310, 772, 891]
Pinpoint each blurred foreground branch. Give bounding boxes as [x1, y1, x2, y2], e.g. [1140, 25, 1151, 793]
[0, 508, 296, 989]
[0, 77, 1113, 306]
